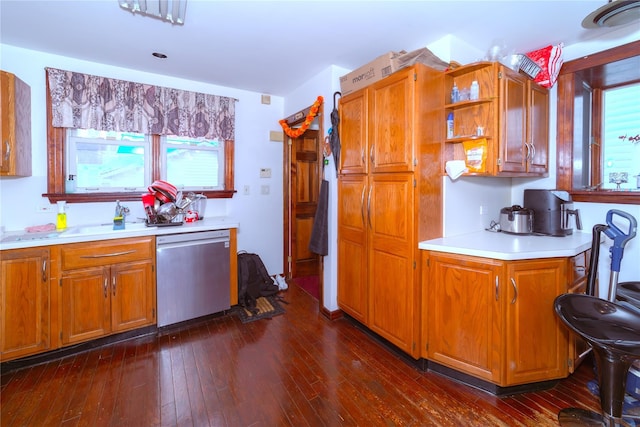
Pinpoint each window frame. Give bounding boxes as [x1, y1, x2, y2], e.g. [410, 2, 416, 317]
[44, 80, 236, 204]
[556, 39, 640, 205]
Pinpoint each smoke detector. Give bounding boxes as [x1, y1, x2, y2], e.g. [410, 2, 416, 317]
[582, 0, 640, 28]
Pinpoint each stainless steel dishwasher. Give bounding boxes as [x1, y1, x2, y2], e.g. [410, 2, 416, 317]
[156, 229, 230, 327]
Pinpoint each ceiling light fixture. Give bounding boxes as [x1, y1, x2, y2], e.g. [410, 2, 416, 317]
[582, 0, 640, 28]
[118, 0, 187, 25]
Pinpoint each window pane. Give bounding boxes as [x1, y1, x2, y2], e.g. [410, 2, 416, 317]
[602, 83, 640, 190]
[68, 130, 149, 192]
[163, 136, 224, 190]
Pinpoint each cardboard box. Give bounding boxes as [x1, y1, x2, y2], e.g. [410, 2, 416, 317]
[392, 47, 449, 71]
[339, 51, 402, 95]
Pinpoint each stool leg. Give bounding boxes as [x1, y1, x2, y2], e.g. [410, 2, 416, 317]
[594, 349, 634, 425]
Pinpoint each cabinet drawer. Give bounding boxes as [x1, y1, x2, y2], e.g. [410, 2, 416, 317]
[60, 237, 154, 270]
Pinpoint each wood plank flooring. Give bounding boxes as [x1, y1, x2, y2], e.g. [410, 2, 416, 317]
[1, 283, 602, 426]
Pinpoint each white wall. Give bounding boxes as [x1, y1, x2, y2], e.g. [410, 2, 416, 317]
[0, 44, 286, 276]
[284, 64, 348, 312]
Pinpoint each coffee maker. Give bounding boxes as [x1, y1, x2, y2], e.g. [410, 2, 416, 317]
[523, 189, 582, 236]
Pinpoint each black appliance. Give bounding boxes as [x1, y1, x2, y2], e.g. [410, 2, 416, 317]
[523, 189, 582, 236]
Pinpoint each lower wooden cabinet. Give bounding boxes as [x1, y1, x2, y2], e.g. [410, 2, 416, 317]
[60, 237, 156, 346]
[423, 251, 582, 387]
[0, 248, 51, 362]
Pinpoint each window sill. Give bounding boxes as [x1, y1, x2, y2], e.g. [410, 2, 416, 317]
[569, 190, 640, 205]
[44, 190, 237, 204]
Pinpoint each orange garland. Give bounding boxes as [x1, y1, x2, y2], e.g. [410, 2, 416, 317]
[279, 96, 323, 138]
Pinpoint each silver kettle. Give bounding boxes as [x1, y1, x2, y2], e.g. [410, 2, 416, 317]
[499, 205, 534, 235]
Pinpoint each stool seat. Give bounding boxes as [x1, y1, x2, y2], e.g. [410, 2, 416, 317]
[555, 294, 640, 426]
[618, 281, 640, 309]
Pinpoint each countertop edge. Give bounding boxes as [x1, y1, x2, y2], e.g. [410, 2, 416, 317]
[0, 217, 239, 251]
[418, 231, 593, 261]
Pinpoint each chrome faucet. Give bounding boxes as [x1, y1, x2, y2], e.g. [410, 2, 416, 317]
[114, 200, 130, 219]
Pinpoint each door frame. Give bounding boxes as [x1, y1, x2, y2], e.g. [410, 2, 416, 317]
[282, 103, 324, 304]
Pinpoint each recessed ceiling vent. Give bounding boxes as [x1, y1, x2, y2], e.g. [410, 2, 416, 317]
[582, 0, 640, 28]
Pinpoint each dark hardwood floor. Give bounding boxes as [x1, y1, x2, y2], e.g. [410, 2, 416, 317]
[1, 283, 601, 427]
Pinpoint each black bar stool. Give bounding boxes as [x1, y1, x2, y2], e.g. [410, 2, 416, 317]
[554, 294, 640, 426]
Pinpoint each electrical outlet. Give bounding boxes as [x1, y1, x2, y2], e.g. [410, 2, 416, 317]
[243, 185, 250, 195]
[36, 204, 55, 213]
[261, 185, 270, 195]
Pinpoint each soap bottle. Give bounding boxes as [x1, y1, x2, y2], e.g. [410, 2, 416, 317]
[446, 112, 454, 139]
[451, 83, 459, 103]
[56, 201, 67, 231]
[470, 80, 479, 100]
[65, 174, 76, 193]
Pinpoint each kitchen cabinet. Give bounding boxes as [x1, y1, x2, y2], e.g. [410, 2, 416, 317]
[59, 237, 156, 345]
[443, 62, 548, 177]
[0, 248, 50, 362]
[424, 251, 580, 387]
[338, 64, 443, 358]
[0, 70, 32, 177]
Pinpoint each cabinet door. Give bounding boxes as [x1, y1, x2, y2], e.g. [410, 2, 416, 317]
[337, 175, 368, 323]
[111, 261, 155, 332]
[61, 267, 111, 345]
[339, 90, 368, 174]
[0, 71, 32, 177]
[499, 71, 527, 173]
[368, 173, 418, 356]
[427, 253, 503, 382]
[527, 83, 549, 175]
[370, 68, 415, 173]
[504, 259, 567, 385]
[0, 248, 50, 361]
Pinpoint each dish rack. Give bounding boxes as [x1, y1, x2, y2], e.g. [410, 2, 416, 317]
[514, 54, 541, 79]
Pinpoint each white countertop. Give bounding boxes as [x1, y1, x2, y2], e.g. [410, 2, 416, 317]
[418, 230, 593, 260]
[0, 216, 239, 251]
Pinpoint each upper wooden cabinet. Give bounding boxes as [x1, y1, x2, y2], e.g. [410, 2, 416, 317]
[443, 62, 549, 177]
[338, 64, 443, 358]
[0, 70, 32, 177]
[0, 247, 50, 362]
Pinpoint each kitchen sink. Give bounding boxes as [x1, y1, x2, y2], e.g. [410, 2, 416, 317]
[60, 222, 148, 237]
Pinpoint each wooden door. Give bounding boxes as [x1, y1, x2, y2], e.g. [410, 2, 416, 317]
[499, 70, 527, 173]
[504, 258, 567, 385]
[111, 261, 155, 332]
[527, 82, 549, 174]
[287, 129, 321, 279]
[0, 248, 50, 361]
[370, 68, 415, 173]
[337, 174, 368, 323]
[427, 253, 503, 382]
[339, 89, 368, 174]
[367, 173, 418, 356]
[61, 266, 111, 345]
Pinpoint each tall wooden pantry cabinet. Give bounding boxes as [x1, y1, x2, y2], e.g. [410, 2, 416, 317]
[337, 63, 443, 358]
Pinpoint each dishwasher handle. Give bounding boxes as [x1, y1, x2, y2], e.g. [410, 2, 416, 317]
[157, 237, 229, 251]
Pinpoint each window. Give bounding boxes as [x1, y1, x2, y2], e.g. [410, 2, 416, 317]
[602, 83, 640, 190]
[163, 136, 224, 191]
[64, 130, 225, 193]
[45, 67, 236, 203]
[556, 40, 640, 204]
[67, 129, 150, 192]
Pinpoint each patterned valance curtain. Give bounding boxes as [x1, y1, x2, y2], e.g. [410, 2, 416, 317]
[46, 67, 236, 140]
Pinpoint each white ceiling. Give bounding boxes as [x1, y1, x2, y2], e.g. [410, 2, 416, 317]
[1, 0, 638, 96]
